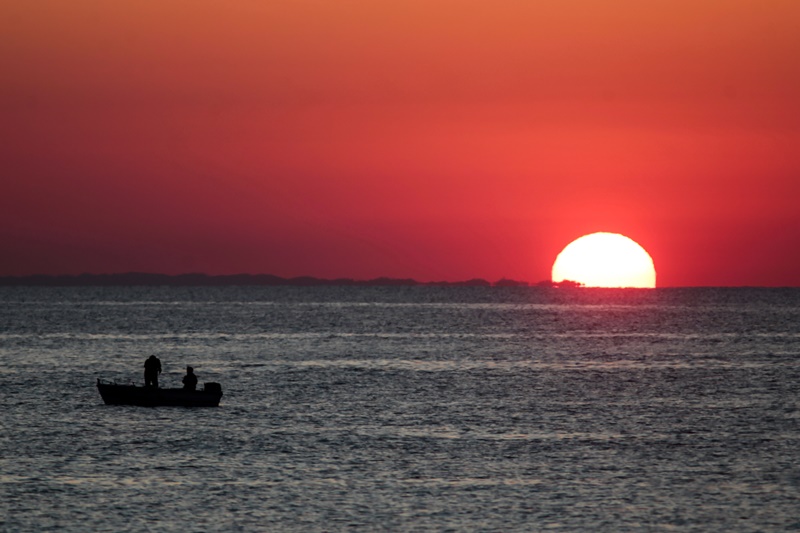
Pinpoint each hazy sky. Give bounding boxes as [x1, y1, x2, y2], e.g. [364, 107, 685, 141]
[2, 1, 799, 285]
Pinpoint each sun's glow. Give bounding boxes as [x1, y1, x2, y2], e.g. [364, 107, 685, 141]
[552, 232, 656, 288]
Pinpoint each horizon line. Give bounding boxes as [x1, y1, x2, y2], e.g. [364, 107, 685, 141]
[0, 272, 797, 289]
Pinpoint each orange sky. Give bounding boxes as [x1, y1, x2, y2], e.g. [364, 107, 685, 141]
[2, 1, 799, 285]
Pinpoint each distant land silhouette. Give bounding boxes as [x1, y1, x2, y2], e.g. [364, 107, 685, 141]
[0, 273, 584, 288]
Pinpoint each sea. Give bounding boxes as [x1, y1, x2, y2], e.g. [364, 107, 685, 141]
[2, 286, 799, 532]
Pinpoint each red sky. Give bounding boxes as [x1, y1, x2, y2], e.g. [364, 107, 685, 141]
[2, 0, 799, 286]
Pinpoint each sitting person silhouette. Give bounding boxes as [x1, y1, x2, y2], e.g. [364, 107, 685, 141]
[144, 354, 162, 388]
[182, 366, 198, 391]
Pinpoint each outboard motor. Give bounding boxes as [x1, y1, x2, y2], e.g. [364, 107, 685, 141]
[204, 382, 222, 394]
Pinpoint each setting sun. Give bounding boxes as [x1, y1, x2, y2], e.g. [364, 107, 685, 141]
[552, 233, 656, 288]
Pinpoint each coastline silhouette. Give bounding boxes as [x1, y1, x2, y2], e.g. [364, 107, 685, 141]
[0, 273, 584, 287]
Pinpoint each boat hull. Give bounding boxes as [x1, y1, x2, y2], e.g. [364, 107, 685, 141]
[97, 379, 222, 407]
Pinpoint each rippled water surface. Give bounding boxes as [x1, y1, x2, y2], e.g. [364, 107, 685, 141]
[2, 287, 800, 531]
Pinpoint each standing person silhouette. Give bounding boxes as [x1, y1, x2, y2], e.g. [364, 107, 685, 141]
[144, 355, 162, 388]
[182, 366, 198, 391]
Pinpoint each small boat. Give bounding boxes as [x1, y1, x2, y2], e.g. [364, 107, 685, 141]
[97, 379, 223, 407]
